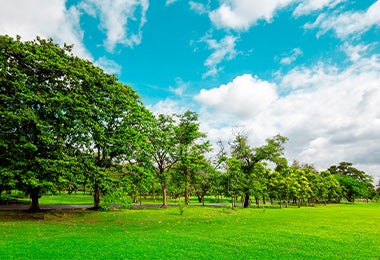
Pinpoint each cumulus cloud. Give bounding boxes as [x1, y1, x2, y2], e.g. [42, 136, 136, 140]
[195, 74, 278, 117]
[78, 0, 149, 52]
[195, 53, 380, 179]
[202, 34, 238, 77]
[0, 0, 91, 59]
[293, 0, 345, 16]
[304, 0, 380, 39]
[209, 0, 296, 30]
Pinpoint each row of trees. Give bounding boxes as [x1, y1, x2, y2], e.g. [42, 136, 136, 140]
[0, 35, 377, 211]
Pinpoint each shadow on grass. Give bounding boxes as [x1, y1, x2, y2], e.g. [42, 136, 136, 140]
[0, 209, 93, 222]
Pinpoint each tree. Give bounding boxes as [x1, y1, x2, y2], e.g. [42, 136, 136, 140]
[148, 114, 178, 207]
[329, 162, 374, 202]
[175, 111, 209, 205]
[189, 154, 215, 205]
[1, 36, 88, 211]
[229, 133, 287, 208]
[0, 35, 150, 211]
[225, 157, 244, 209]
[81, 79, 152, 210]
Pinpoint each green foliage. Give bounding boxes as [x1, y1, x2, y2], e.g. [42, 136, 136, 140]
[329, 162, 375, 202]
[0, 35, 152, 211]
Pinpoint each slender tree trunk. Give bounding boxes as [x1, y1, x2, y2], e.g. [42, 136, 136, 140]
[161, 180, 167, 207]
[29, 188, 40, 212]
[184, 165, 189, 205]
[256, 196, 260, 208]
[243, 193, 250, 208]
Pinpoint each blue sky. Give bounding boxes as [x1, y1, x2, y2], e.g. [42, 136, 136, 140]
[1, 0, 380, 182]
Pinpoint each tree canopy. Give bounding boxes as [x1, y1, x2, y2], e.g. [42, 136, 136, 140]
[0, 35, 376, 211]
[0, 35, 152, 211]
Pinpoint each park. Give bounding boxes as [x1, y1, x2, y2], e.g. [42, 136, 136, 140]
[1, 35, 380, 259]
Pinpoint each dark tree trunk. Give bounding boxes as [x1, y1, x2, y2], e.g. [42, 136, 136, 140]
[93, 184, 101, 210]
[197, 195, 203, 203]
[29, 188, 40, 212]
[243, 193, 250, 208]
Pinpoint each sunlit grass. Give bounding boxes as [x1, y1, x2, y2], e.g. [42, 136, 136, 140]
[0, 203, 379, 259]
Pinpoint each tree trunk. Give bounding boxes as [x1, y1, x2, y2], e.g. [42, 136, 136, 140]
[161, 181, 167, 207]
[29, 188, 40, 212]
[184, 165, 189, 205]
[93, 186, 101, 210]
[255, 196, 260, 208]
[243, 193, 250, 208]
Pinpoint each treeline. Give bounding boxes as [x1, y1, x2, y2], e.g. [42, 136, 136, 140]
[0, 35, 377, 211]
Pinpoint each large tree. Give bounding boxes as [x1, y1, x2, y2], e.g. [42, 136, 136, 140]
[0, 35, 150, 211]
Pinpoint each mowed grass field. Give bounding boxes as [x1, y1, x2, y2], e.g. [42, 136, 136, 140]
[0, 202, 379, 259]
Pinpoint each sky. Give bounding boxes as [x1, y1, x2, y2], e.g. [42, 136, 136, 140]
[1, 0, 380, 183]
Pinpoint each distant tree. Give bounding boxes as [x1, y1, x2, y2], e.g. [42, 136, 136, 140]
[329, 162, 374, 202]
[230, 133, 287, 208]
[175, 111, 209, 205]
[225, 157, 244, 209]
[148, 114, 178, 207]
[189, 155, 215, 205]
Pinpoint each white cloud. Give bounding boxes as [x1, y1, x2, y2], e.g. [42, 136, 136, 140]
[189, 1, 208, 15]
[194, 53, 380, 180]
[94, 57, 122, 75]
[293, 0, 345, 16]
[341, 42, 372, 62]
[168, 77, 189, 97]
[209, 0, 296, 30]
[195, 74, 278, 117]
[0, 0, 91, 59]
[202, 34, 238, 77]
[79, 0, 149, 52]
[147, 99, 186, 116]
[166, 0, 178, 6]
[280, 47, 303, 65]
[305, 0, 380, 39]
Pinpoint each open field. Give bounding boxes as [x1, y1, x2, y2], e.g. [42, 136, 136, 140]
[0, 202, 379, 259]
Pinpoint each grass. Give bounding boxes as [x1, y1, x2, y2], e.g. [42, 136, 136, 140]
[0, 203, 379, 259]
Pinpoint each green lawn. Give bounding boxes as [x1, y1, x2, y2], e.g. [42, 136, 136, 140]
[0, 203, 379, 259]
